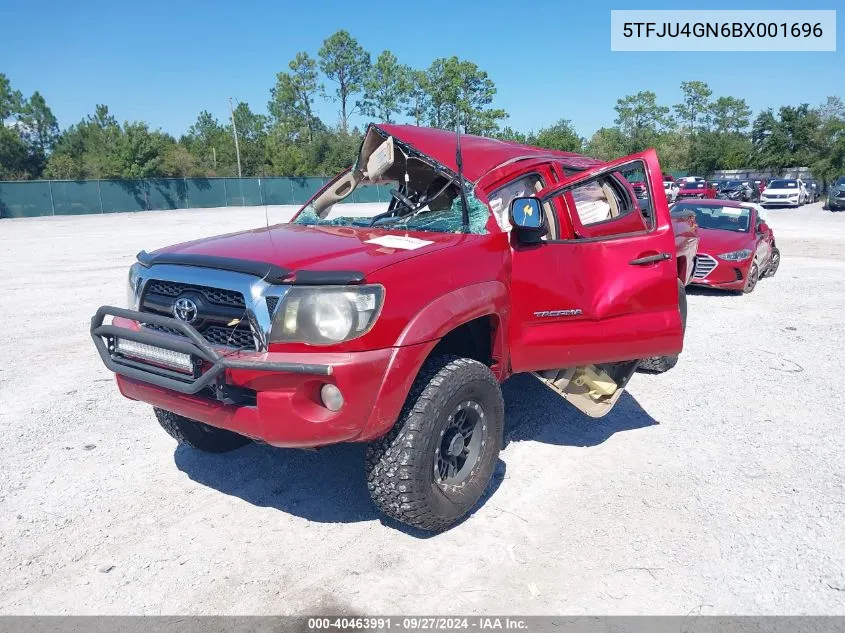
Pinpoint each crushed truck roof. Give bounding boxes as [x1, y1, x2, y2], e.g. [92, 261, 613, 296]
[375, 124, 603, 184]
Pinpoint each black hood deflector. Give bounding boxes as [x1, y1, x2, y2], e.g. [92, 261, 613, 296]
[137, 251, 364, 286]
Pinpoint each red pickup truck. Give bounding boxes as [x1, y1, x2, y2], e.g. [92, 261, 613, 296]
[91, 125, 695, 531]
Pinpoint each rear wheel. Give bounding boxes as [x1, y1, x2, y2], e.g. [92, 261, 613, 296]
[764, 248, 780, 278]
[637, 354, 679, 373]
[365, 355, 504, 532]
[637, 280, 686, 374]
[154, 408, 251, 453]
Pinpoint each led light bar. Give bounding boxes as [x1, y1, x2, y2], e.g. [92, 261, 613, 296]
[115, 338, 194, 374]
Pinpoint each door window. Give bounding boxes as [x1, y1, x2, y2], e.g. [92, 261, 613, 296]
[488, 173, 558, 239]
[553, 162, 653, 240]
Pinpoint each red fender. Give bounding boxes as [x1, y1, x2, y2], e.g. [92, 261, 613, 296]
[356, 281, 510, 441]
[395, 280, 509, 349]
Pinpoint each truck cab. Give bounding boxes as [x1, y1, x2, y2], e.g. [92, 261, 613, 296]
[92, 124, 688, 531]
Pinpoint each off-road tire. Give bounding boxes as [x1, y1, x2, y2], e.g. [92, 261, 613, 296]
[743, 263, 760, 294]
[763, 248, 780, 278]
[154, 407, 251, 453]
[365, 355, 504, 532]
[637, 280, 687, 374]
[637, 354, 680, 373]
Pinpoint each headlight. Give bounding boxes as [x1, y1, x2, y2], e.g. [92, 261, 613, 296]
[718, 249, 753, 261]
[269, 285, 384, 345]
[127, 263, 143, 309]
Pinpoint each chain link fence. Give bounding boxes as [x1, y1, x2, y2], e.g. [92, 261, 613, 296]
[0, 177, 392, 219]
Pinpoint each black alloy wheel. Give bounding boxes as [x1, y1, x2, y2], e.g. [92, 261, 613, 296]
[435, 400, 487, 487]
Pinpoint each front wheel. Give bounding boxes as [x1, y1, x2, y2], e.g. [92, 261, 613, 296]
[365, 355, 504, 532]
[743, 263, 760, 294]
[154, 408, 252, 453]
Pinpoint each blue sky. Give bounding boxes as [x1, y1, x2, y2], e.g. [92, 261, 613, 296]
[1, 0, 841, 138]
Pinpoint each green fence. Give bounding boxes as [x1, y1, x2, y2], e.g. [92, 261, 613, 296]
[0, 177, 393, 219]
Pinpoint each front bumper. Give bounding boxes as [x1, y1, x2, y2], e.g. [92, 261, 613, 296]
[761, 198, 798, 207]
[92, 306, 434, 447]
[689, 256, 750, 291]
[91, 306, 333, 394]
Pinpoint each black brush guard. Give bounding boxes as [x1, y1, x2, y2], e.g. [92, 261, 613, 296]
[91, 306, 332, 395]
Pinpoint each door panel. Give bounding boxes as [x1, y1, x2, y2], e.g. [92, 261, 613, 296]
[752, 210, 771, 266]
[508, 149, 684, 373]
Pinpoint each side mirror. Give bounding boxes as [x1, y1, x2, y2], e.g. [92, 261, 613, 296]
[758, 222, 770, 234]
[509, 197, 547, 243]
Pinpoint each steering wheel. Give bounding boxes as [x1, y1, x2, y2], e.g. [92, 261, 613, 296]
[390, 189, 415, 211]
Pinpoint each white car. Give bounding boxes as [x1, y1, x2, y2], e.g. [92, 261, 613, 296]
[760, 178, 806, 208]
[678, 176, 705, 184]
[664, 179, 679, 203]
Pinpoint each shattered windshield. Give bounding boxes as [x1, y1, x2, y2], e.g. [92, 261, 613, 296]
[294, 173, 489, 234]
[292, 129, 490, 234]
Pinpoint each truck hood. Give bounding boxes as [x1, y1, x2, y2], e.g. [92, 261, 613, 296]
[151, 223, 469, 279]
[697, 227, 752, 255]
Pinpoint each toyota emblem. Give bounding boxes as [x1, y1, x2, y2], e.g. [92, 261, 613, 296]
[173, 297, 199, 323]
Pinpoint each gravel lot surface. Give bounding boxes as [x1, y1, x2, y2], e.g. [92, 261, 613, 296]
[1, 202, 843, 615]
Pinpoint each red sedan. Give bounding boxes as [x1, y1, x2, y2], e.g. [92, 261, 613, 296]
[672, 199, 780, 293]
[677, 180, 718, 200]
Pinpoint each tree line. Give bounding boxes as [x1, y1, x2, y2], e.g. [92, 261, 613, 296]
[1, 34, 844, 185]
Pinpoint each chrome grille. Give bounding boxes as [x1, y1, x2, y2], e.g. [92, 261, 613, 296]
[142, 323, 182, 337]
[132, 264, 290, 353]
[140, 279, 256, 350]
[693, 254, 717, 279]
[204, 326, 256, 349]
[142, 322, 256, 351]
[145, 280, 245, 309]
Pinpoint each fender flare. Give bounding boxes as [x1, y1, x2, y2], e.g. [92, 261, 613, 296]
[356, 281, 510, 441]
[394, 280, 510, 349]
